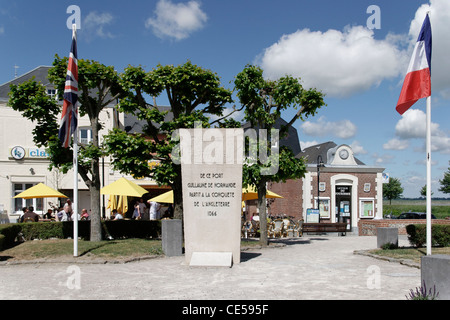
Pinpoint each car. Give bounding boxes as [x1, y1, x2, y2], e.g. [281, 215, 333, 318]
[397, 212, 436, 219]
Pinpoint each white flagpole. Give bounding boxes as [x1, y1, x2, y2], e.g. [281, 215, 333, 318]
[426, 96, 432, 255]
[72, 23, 79, 258]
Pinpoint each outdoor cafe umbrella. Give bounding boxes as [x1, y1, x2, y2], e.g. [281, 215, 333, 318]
[241, 186, 283, 201]
[101, 177, 148, 197]
[149, 190, 174, 203]
[107, 194, 128, 214]
[13, 183, 68, 199]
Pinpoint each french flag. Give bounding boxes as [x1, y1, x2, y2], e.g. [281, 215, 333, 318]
[396, 14, 432, 115]
[58, 29, 79, 148]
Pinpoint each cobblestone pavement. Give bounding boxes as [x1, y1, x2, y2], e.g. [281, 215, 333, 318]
[0, 235, 420, 300]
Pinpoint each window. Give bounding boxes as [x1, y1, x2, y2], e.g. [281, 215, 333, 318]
[80, 128, 93, 145]
[13, 183, 43, 214]
[47, 89, 57, 98]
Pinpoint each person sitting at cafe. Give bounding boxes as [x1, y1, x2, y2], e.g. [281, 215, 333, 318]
[80, 208, 90, 220]
[44, 209, 54, 220]
[22, 206, 39, 222]
[57, 207, 65, 221]
[19, 207, 28, 223]
[112, 209, 123, 220]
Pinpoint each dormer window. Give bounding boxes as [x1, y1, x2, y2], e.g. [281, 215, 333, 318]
[47, 89, 57, 98]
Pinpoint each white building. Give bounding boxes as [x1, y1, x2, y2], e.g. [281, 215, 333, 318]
[0, 66, 163, 223]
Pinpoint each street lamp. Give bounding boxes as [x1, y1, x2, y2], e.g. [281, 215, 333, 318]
[317, 155, 325, 222]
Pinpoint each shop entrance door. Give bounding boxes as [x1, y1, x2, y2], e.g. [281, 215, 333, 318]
[335, 186, 352, 231]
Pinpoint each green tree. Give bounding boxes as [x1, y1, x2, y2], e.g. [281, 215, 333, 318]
[234, 65, 326, 246]
[420, 185, 433, 197]
[383, 177, 404, 204]
[104, 61, 233, 220]
[439, 166, 450, 194]
[8, 56, 121, 241]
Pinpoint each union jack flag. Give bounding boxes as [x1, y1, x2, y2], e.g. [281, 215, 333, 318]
[58, 28, 78, 148]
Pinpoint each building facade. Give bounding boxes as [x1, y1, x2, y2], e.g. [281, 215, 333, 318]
[268, 142, 385, 234]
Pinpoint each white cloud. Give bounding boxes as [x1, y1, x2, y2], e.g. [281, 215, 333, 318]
[392, 108, 450, 154]
[256, 25, 408, 97]
[350, 140, 367, 155]
[409, 0, 450, 98]
[383, 138, 409, 150]
[0, 26, 4, 35]
[430, 135, 450, 154]
[372, 153, 395, 165]
[146, 0, 207, 41]
[395, 109, 440, 139]
[300, 116, 357, 139]
[83, 12, 115, 41]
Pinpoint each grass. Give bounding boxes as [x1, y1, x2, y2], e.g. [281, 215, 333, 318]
[368, 246, 450, 264]
[1, 238, 266, 262]
[1, 238, 163, 261]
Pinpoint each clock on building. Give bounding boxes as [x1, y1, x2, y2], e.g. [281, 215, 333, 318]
[339, 149, 349, 160]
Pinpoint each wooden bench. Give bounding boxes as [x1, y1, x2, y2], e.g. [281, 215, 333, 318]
[302, 223, 347, 235]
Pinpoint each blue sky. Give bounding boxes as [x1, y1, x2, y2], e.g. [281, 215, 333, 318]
[1, 0, 449, 198]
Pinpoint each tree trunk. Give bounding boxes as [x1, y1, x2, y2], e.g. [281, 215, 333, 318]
[172, 170, 183, 221]
[89, 184, 102, 241]
[89, 116, 102, 241]
[257, 181, 268, 246]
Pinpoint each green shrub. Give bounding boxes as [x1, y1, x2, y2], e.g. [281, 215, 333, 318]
[0, 224, 22, 249]
[0, 234, 5, 251]
[434, 225, 450, 247]
[0, 220, 162, 245]
[103, 220, 161, 239]
[381, 242, 398, 250]
[406, 224, 450, 247]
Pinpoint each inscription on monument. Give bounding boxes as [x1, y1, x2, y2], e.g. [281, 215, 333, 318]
[185, 172, 238, 217]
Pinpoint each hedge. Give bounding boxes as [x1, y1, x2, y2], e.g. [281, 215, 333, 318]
[406, 224, 450, 247]
[0, 234, 5, 251]
[0, 224, 22, 250]
[0, 220, 162, 250]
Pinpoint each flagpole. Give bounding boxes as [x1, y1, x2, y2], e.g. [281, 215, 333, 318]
[425, 10, 432, 256]
[72, 23, 79, 258]
[426, 96, 432, 255]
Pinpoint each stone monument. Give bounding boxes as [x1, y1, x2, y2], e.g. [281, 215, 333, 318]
[180, 127, 243, 267]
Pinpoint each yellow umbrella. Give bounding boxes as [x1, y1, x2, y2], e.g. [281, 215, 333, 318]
[101, 177, 148, 197]
[117, 195, 128, 214]
[107, 195, 118, 210]
[242, 186, 283, 201]
[149, 190, 174, 203]
[13, 183, 68, 199]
